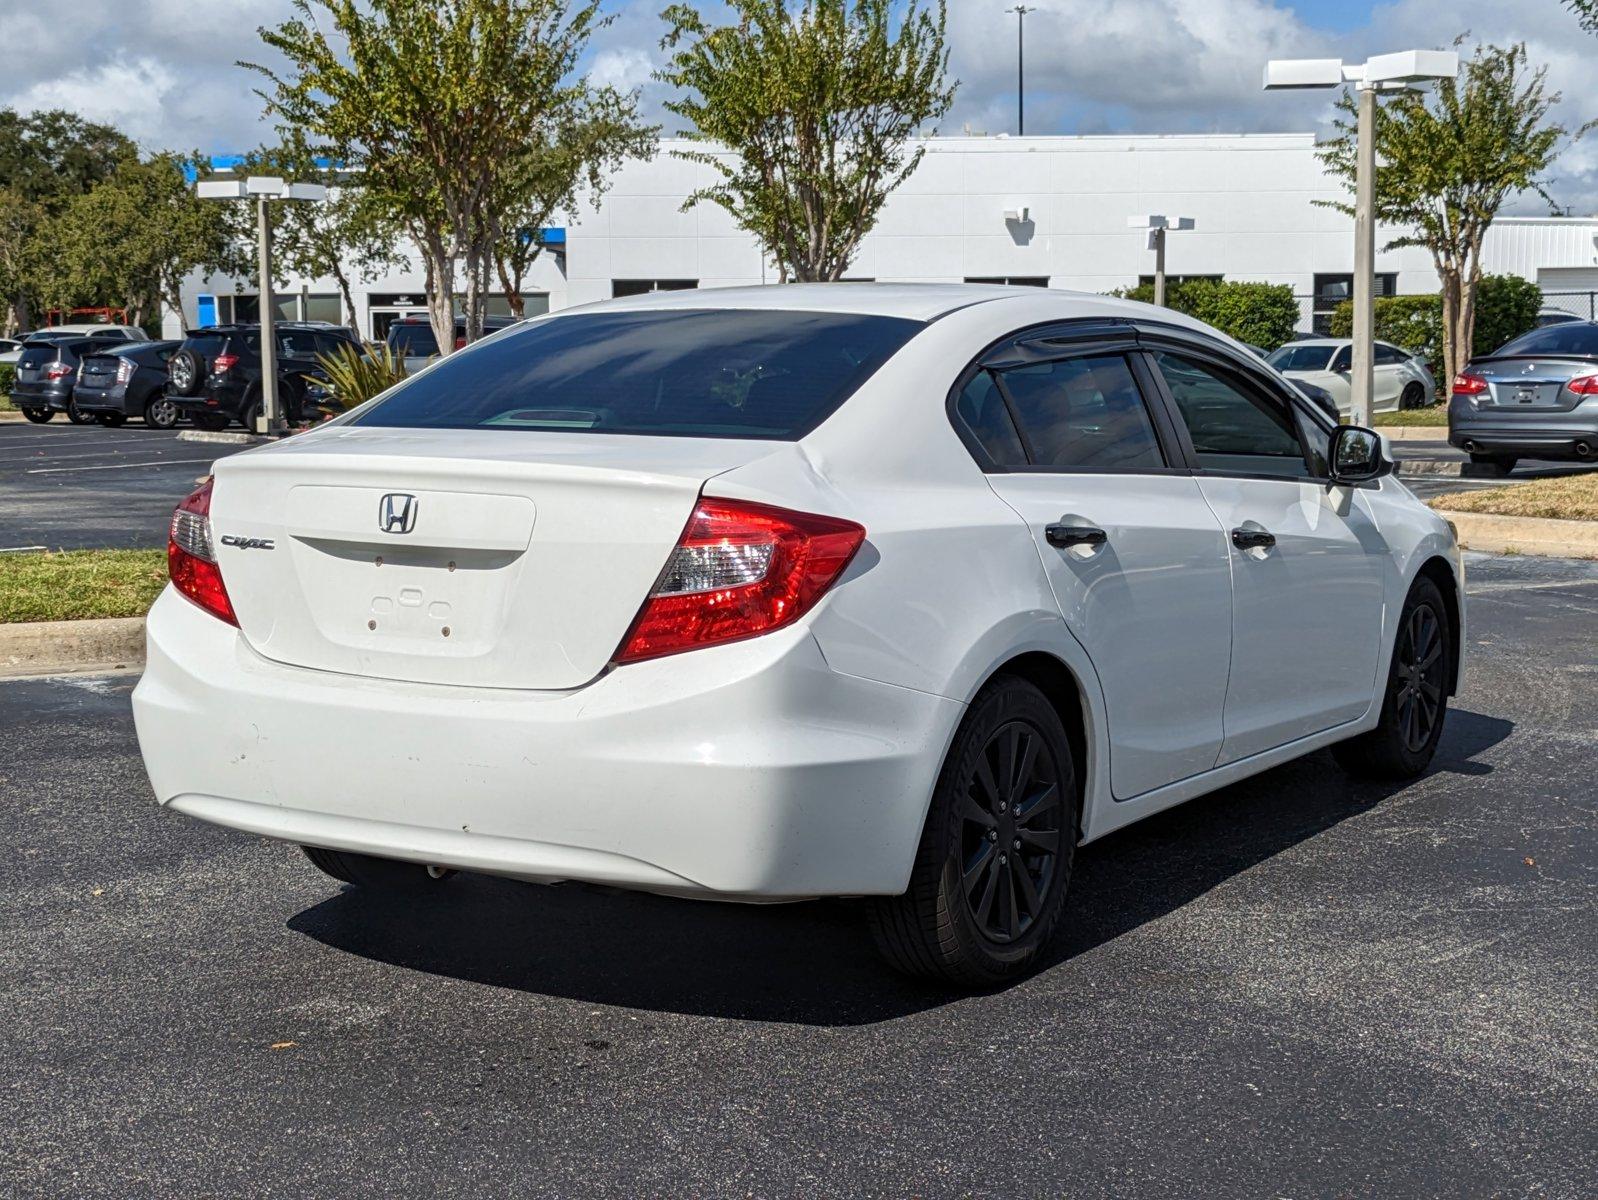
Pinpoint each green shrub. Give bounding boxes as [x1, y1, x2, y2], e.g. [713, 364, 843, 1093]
[0, 362, 14, 411]
[315, 342, 407, 411]
[1474, 273, 1541, 355]
[1114, 279, 1301, 350]
[1328, 274, 1542, 366]
[1330, 294, 1443, 367]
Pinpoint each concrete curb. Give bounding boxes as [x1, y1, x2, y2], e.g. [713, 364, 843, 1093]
[1378, 425, 1449, 441]
[1433, 509, 1598, 560]
[177, 429, 266, 446]
[0, 616, 145, 679]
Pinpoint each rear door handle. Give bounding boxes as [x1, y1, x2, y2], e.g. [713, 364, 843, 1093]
[1231, 527, 1276, 550]
[1046, 523, 1108, 548]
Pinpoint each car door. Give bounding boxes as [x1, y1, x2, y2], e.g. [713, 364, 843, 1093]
[1372, 343, 1409, 411]
[954, 327, 1234, 800]
[1144, 341, 1385, 764]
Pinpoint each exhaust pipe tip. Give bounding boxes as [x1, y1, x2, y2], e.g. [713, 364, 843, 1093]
[1462, 440, 1477, 453]
[1576, 441, 1592, 458]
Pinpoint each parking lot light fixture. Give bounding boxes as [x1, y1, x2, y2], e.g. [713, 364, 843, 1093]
[195, 173, 329, 436]
[1264, 49, 1458, 427]
[1128, 215, 1195, 308]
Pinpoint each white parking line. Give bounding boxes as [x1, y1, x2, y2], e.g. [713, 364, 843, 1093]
[0, 447, 184, 464]
[26, 458, 215, 475]
[0, 545, 48, 553]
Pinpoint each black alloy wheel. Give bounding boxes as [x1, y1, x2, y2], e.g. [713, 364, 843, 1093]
[959, 721, 1064, 944]
[1392, 601, 1445, 754]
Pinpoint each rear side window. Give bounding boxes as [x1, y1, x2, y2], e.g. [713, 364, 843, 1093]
[1493, 323, 1598, 357]
[954, 371, 1026, 465]
[184, 335, 227, 358]
[999, 354, 1166, 470]
[355, 309, 923, 439]
[1152, 351, 1306, 477]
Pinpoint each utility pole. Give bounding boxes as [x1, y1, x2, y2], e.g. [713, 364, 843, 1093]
[1350, 82, 1377, 428]
[1008, 6, 1033, 136]
[255, 194, 282, 436]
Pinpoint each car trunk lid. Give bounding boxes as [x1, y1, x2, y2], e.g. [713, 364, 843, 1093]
[208, 426, 781, 690]
[1473, 357, 1592, 412]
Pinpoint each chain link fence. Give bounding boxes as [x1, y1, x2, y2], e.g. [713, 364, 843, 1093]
[1538, 291, 1598, 321]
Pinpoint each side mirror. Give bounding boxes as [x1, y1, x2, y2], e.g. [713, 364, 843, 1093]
[1329, 424, 1391, 484]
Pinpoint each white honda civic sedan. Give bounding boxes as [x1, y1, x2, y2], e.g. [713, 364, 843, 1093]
[134, 284, 1464, 985]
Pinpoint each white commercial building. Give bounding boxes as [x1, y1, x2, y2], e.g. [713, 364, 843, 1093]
[176, 133, 1598, 341]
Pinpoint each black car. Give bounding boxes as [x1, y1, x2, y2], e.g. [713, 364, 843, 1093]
[166, 323, 363, 430]
[386, 314, 519, 372]
[9, 338, 103, 424]
[71, 340, 183, 428]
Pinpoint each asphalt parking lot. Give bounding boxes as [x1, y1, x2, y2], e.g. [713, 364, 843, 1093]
[2, 551, 1594, 1197]
[0, 421, 248, 550]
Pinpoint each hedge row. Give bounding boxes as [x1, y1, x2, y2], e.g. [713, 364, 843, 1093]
[1115, 279, 1301, 351]
[1329, 274, 1542, 364]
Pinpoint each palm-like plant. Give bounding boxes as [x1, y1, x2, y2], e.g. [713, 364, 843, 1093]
[315, 340, 407, 412]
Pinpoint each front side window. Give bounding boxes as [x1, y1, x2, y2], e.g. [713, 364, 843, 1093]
[1266, 344, 1335, 373]
[1152, 351, 1306, 477]
[354, 309, 922, 440]
[999, 354, 1166, 470]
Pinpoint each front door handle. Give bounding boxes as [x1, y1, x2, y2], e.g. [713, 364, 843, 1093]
[1046, 523, 1108, 549]
[1231, 527, 1276, 550]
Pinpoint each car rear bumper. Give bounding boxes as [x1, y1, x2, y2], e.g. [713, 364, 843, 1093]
[1450, 398, 1598, 459]
[72, 384, 131, 414]
[132, 588, 960, 900]
[10, 383, 72, 411]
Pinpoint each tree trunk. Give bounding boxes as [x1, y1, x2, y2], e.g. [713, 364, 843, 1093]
[420, 231, 455, 360]
[462, 238, 485, 345]
[331, 263, 360, 338]
[1439, 269, 1464, 388]
[496, 250, 525, 318]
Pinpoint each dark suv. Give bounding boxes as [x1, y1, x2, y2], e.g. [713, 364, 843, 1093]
[386, 315, 519, 373]
[10, 338, 103, 424]
[166, 323, 362, 430]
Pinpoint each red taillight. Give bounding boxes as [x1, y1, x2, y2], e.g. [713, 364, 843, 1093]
[115, 358, 135, 385]
[212, 352, 238, 375]
[614, 498, 865, 664]
[43, 362, 72, 380]
[1568, 374, 1598, 395]
[453, 335, 467, 350]
[1451, 372, 1489, 396]
[167, 476, 237, 626]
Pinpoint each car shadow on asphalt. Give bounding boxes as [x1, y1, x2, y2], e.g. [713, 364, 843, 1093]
[285, 708, 1512, 1027]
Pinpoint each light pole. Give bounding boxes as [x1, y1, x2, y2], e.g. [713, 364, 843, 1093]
[1128, 214, 1195, 308]
[1007, 6, 1033, 136]
[1264, 49, 1457, 427]
[196, 175, 328, 436]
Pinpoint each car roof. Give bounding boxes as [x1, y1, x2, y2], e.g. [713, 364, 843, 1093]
[566, 281, 1229, 325]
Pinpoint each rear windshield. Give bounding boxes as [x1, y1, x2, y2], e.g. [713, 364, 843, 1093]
[1266, 344, 1336, 372]
[355, 309, 924, 439]
[184, 335, 228, 357]
[388, 323, 440, 357]
[1492, 323, 1598, 357]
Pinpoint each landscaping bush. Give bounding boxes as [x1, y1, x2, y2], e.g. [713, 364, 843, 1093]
[1330, 294, 1443, 368]
[1329, 274, 1542, 368]
[315, 341, 407, 411]
[1115, 279, 1300, 350]
[1474, 273, 1541, 355]
[0, 363, 14, 412]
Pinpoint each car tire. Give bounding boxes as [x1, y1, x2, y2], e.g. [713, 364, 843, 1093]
[1400, 382, 1424, 410]
[1469, 452, 1517, 476]
[94, 412, 127, 428]
[238, 400, 260, 432]
[1333, 576, 1451, 781]
[300, 845, 454, 891]
[167, 349, 205, 396]
[144, 394, 180, 430]
[20, 407, 52, 424]
[869, 675, 1077, 986]
[190, 413, 229, 432]
[66, 399, 95, 425]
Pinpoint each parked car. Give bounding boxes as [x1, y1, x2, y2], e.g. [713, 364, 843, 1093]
[165, 323, 363, 430]
[9, 337, 105, 423]
[1534, 309, 1583, 328]
[0, 337, 25, 365]
[1241, 343, 1341, 421]
[1449, 319, 1598, 474]
[385, 314, 520, 373]
[1267, 338, 1436, 416]
[134, 285, 1463, 986]
[71, 340, 183, 428]
[37, 323, 148, 343]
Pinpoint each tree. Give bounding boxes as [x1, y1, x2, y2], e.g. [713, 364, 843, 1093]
[1316, 42, 1568, 386]
[247, 0, 653, 354]
[237, 136, 410, 331]
[0, 109, 136, 333]
[35, 154, 245, 330]
[658, 0, 955, 283]
[1567, 2, 1597, 33]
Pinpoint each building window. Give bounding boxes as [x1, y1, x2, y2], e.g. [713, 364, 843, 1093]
[966, 276, 1050, 287]
[612, 279, 698, 297]
[1312, 273, 1397, 335]
[217, 293, 341, 324]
